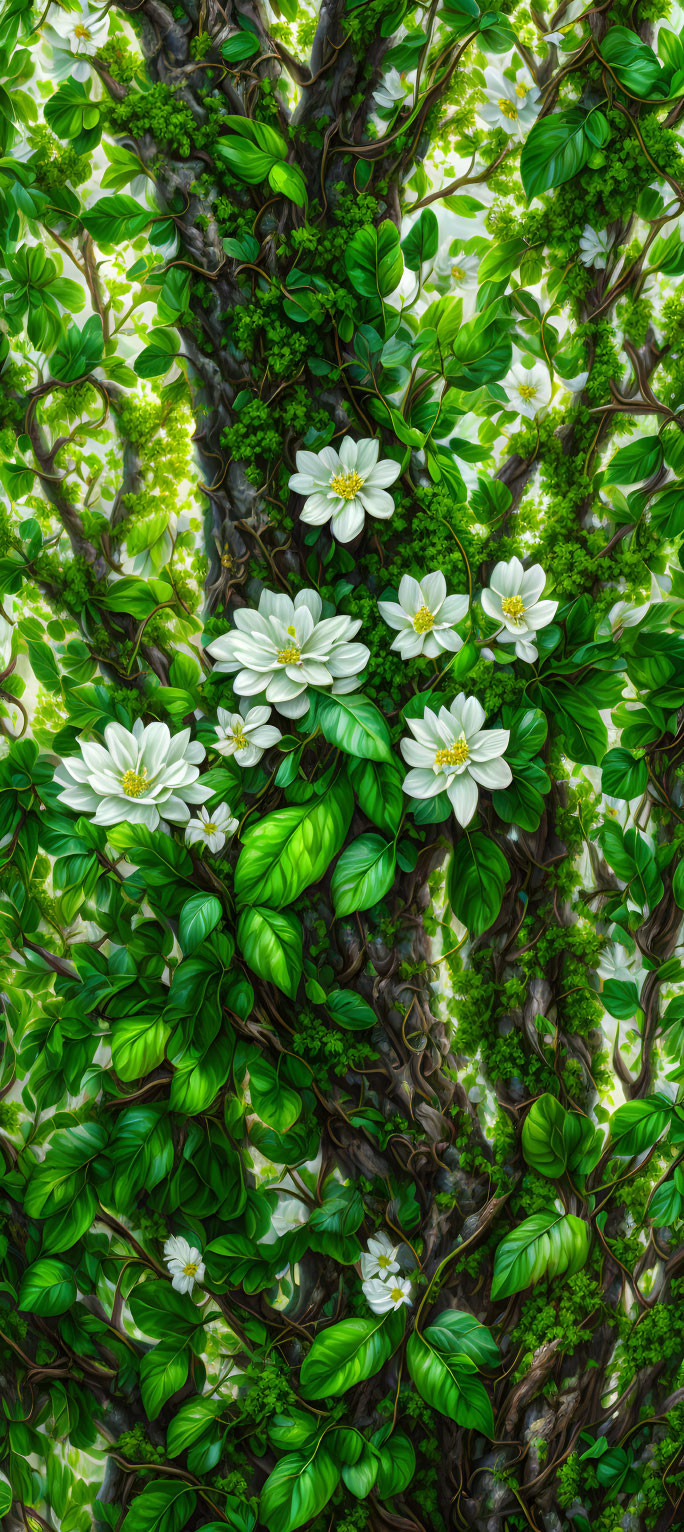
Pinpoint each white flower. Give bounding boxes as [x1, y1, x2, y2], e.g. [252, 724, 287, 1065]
[44, 1, 109, 80]
[478, 66, 541, 139]
[361, 1232, 400, 1281]
[214, 704, 282, 767]
[374, 67, 407, 111]
[579, 225, 614, 270]
[429, 248, 480, 312]
[55, 718, 209, 829]
[185, 802, 238, 853]
[289, 437, 401, 544]
[598, 942, 638, 984]
[378, 571, 468, 659]
[506, 361, 552, 420]
[164, 1234, 205, 1294]
[607, 598, 650, 635]
[270, 1195, 310, 1239]
[363, 1274, 413, 1314]
[400, 693, 512, 828]
[206, 588, 368, 720]
[481, 557, 558, 663]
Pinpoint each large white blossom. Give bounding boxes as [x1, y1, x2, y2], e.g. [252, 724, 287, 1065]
[55, 719, 209, 829]
[43, 1, 109, 80]
[185, 802, 238, 853]
[363, 1274, 413, 1314]
[506, 360, 552, 420]
[579, 225, 614, 270]
[401, 694, 511, 827]
[289, 437, 401, 544]
[164, 1234, 205, 1294]
[207, 589, 368, 719]
[481, 557, 558, 663]
[214, 704, 282, 767]
[361, 1232, 400, 1281]
[478, 66, 541, 138]
[378, 572, 468, 659]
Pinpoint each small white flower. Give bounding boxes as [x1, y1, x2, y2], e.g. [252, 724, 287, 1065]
[361, 1232, 400, 1281]
[185, 802, 238, 853]
[289, 437, 401, 544]
[214, 704, 282, 767]
[374, 67, 407, 111]
[607, 598, 650, 635]
[378, 572, 468, 659]
[506, 361, 552, 420]
[429, 248, 480, 310]
[43, 1, 109, 80]
[579, 225, 614, 270]
[164, 1234, 205, 1294]
[400, 693, 512, 828]
[270, 1195, 310, 1239]
[481, 556, 558, 663]
[206, 588, 368, 720]
[363, 1274, 413, 1314]
[478, 66, 541, 139]
[55, 718, 209, 830]
[598, 942, 638, 984]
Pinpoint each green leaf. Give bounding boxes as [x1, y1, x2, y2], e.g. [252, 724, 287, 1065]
[344, 219, 403, 298]
[422, 1309, 500, 1368]
[316, 693, 394, 764]
[81, 192, 151, 244]
[608, 1094, 673, 1157]
[602, 978, 641, 1019]
[401, 208, 439, 270]
[111, 1013, 171, 1082]
[268, 159, 307, 206]
[179, 893, 223, 954]
[371, 1429, 416, 1498]
[406, 1331, 494, 1435]
[605, 435, 663, 485]
[300, 1310, 405, 1399]
[139, 1342, 190, 1420]
[521, 1094, 569, 1179]
[237, 906, 303, 999]
[326, 990, 377, 1030]
[260, 1447, 340, 1532]
[600, 26, 663, 95]
[331, 833, 397, 917]
[121, 1480, 197, 1532]
[348, 758, 404, 835]
[167, 1396, 224, 1457]
[491, 1212, 591, 1300]
[447, 834, 509, 936]
[601, 747, 648, 800]
[248, 1054, 302, 1133]
[0, 1472, 10, 1517]
[51, 314, 104, 381]
[520, 109, 592, 201]
[19, 1258, 76, 1316]
[234, 777, 353, 908]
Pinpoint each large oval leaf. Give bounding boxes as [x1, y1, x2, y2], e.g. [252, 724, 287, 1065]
[331, 832, 396, 917]
[491, 1212, 590, 1300]
[260, 1446, 340, 1532]
[234, 777, 353, 908]
[406, 1331, 494, 1435]
[300, 1310, 404, 1399]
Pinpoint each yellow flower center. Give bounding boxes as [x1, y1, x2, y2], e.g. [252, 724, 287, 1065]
[203, 823, 217, 835]
[121, 768, 149, 798]
[183, 1262, 198, 1276]
[330, 469, 364, 500]
[434, 740, 469, 769]
[501, 595, 526, 620]
[498, 98, 518, 120]
[74, 23, 92, 38]
[412, 605, 435, 634]
[390, 1287, 405, 1303]
[518, 383, 538, 401]
[277, 645, 301, 665]
[515, 83, 528, 98]
[232, 729, 248, 750]
[451, 263, 465, 281]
